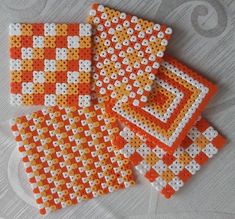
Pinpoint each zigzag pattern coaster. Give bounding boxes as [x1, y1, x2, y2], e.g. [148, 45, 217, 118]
[10, 23, 92, 107]
[10, 103, 135, 215]
[114, 117, 226, 198]
[107, 55, 217, 153]
[88, 3, 172, 107]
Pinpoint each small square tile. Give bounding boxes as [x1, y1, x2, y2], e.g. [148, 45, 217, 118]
[107, 56, 217, 153]
[9, 23, 92, 107]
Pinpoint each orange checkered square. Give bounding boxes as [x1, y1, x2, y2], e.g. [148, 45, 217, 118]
[10, 102, 135, 215]
[107, 55, 217, 153]
[88, 4, 172, 107]
[114, 117, 226, 198]
[9, 23, 92, 107]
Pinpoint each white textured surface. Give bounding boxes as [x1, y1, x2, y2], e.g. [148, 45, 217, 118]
[0, 0, 234, 218]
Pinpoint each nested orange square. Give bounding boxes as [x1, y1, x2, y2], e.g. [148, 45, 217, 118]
[107, 56, 217, 153]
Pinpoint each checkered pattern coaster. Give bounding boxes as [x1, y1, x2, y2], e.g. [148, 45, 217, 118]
[114, 117, 226, 198]
[10, 23, 91, 107]
[107, 55, 217, 153]
[88, 3, 172, 107]
[10, 103, 135, 215]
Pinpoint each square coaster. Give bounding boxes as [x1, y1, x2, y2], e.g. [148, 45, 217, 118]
[88, 3, 172, 107]
[114, 117, 226, 198]
[107, 55, 217, 153]
[10, 103, 135, 215]
[9, 23, 92, 107]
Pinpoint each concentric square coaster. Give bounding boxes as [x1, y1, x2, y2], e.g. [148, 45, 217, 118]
[107, 56, 217, 153]
[10, 103, 135, 215]
[88, 3, 172, 107]
[9, 23, 92, 107]
[114, 117, 226, 198]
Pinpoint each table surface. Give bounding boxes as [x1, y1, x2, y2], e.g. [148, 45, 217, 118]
[0, 0, 234, 218]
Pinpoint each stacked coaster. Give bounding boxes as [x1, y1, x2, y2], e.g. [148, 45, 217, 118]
[8, 3, 227, 216]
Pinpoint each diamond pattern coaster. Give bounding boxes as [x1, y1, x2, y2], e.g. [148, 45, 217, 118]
[114, 117, 226, 198]
[88, 3, 172, 107]
[10, 23, 92, 107]
[10, 103, 135, 215]
[107, 56, 217, 153]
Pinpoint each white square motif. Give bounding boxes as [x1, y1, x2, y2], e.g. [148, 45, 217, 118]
[151, 177, 167, 191]
[33, 36, 44, 48]
[44, 23, 56, 36]
[44, 94, 56, 106]
[10, 59, 21, 71]
[79, 60, 91, 72]
[67, 36, 80, 48]
[80, 24, 91, 36]
[22, 82, 34, 94]
[56, 48, 67, 60]
[169, 177, 183, 191]
[202, 143, 218, 158]
[67, 71, 79, 83]
[33, 71, 45, 83]
[152, 160, 167, 174]
[79, 95, 91, 107]
[203, 127, 218, 141]
[10, 94, 22, 105]
[44, 60, 56, 71]
[169, 160, 184, 175]
[56, 83, 68, 95]
[185, 160, 200, 175]
[9, 23, 21, 36]
[21, 48, 33, 59]
[186, 143, 200, 158]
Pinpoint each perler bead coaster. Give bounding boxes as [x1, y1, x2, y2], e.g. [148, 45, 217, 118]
[9, 23, 92, 107]
[107, 55, 217, 153]
[114, 117, 226, 198]
[10, 103, 135, 215]
[88, 3, 172, 107]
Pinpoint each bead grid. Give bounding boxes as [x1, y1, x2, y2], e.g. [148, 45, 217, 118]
[10, 23, 92, 107]
[107, 55, 217, 153]
[8, 3, 227, 216]
[114, 117, 226, 198]
[10, 103, 135, 215]
[88, 3, 172, 107]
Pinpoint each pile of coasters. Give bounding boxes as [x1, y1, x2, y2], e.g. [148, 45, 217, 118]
[9, 3, 227, 215]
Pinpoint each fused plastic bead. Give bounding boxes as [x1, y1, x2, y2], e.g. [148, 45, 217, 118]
[88, 3, 172, 107]
[9, 23, 92, 107]
[10, 102, 135, 215]
[107, 55, 217, 153]
[114, 117, 226, 199]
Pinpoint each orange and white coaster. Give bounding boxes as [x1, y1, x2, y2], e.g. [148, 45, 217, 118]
[114, 117, 226, 198]
[10, 103, 135, 215]
[107, 55, 217, 153]
[88, 3, 172, 107]
[10, 23, 91, 107]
